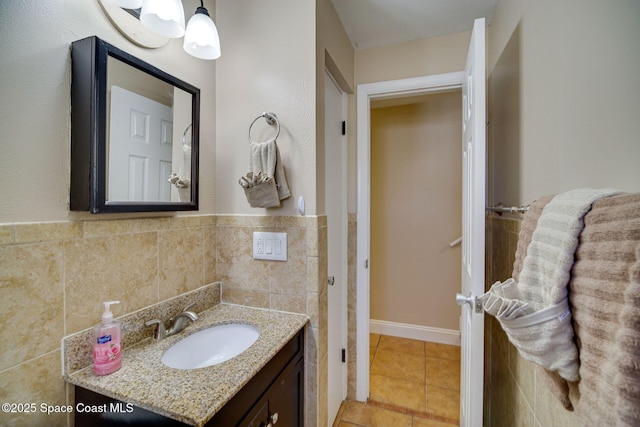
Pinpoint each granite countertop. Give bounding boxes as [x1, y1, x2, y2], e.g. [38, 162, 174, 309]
[65, 303, 309, 426]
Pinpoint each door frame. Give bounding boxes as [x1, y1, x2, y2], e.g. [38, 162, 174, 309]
[355, 71, 465, 401]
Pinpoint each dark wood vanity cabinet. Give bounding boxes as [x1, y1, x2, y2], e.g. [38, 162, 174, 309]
[75, 329, 304, 427]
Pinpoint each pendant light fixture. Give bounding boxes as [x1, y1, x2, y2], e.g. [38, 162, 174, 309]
[107, 0, 143, 8]
[183, 1, 221, 60]
[108, 0, 220, 60]
[140, 0, 186, 39]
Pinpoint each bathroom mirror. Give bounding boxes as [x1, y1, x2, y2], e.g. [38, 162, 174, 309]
[70, 36, 200, 213]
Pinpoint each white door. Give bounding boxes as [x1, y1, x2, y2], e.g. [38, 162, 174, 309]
[109, 85, 173, 202]
[457, 17, 486, 427]
[325, 70, 348, 425]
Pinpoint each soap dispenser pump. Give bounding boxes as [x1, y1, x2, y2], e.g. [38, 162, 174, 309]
[93, 301, 122, 375]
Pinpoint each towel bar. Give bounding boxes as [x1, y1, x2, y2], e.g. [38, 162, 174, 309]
[248, 112, 280, 143]
[487, 204, 530, 215]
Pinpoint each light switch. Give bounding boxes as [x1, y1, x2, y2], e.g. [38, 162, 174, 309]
[253, 232, 287, 261]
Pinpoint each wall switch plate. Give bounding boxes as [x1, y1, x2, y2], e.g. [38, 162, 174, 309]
[253, 232, 287, 261]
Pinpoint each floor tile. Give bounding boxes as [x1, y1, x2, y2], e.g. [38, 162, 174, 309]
[425, 357, 460, 390]
[335, 335, 460, 427]
[371, 348, 425, 384]
[339, 400, 413, 427]
[412, 415, 459, 427]
[370, 333, 381, 365]
[426, 384, 460, 420]
[425, 342, 460, 361]
[370, 373, 426, 412]
[378, 335, 425, 356]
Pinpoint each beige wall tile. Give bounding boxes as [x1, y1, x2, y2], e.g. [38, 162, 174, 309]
[0, 351, 67, 427]
[82, 218, 138, 238]
[0, 224, 14, 244]
[274, 215, 306, 227]
[14, 221, 82, 243]
[535, 379, 580, 427]
[216, 215, 275, 227]
[307, 226, 319, 257]
[130, 217, 173, 233]
[318, 354, 329, 427]
[509, 345, 536, 404]
[216, 226, 270, 291]
[305, 360, 319, 427]
[168, 216, 202, 229]
[158, 228, 204, 300]
[307, 256, 320, 293]
[204, 225, 217, 284]
[269, 293, 306, 314]
[0, 242, 64, 370]
[307, 292, 320, 328]
[222, 287, 270, 309]
[2, 214, 321, 427]
[269, 227, 306, 295]
[64, 233, 158, 333]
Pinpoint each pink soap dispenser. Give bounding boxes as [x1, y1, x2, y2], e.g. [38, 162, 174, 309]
[93, 301, 122, 375]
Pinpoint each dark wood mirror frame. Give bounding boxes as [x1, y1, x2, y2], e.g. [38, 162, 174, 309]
[70, 36, 200, 213]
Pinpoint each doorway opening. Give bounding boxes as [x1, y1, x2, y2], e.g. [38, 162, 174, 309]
[369, 91, 463, 340]
[355, 72, 465, 403]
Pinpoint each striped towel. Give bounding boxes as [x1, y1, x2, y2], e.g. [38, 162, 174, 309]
[483, 188, 619, 381]
[510, 192, 640, 425]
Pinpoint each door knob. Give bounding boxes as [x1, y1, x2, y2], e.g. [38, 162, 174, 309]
[456, 293, 484, 313]
[456, 293, 472, 306]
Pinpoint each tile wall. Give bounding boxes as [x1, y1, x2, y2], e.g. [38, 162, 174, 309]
[208, 214, 328, 427]
[0, 214, 326, 427]
[484, 214, 580, 427]
[347, 213, 358, 400]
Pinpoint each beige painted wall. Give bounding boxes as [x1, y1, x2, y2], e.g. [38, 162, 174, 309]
[349, 30, 471, 213]
[489, 0, 640, 207]
[0, 0, 216, 223]
[315, 0, 355, 215]
[215, 0, 353, 217]
[486, 0, 640, 425]
[369, 93, 462, 330]
[215, 0, 316, 215]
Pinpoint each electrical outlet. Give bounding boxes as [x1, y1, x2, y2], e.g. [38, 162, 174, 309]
[253, 232, 287, 261]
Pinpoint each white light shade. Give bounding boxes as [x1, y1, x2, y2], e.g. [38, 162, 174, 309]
[140, 0, 185, 39]
[107, 0, 143, 8]
[183, 7, 221, 60]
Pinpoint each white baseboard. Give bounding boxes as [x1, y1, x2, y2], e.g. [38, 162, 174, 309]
[370, 319, 461, 346]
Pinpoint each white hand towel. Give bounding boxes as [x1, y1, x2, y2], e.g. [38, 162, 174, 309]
[249, 140, 290, 201]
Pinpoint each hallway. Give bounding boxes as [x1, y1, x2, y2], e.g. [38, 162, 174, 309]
[332, 334, 460, 426]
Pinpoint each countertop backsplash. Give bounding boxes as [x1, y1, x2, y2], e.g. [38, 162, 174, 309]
[62, 282, 221, 377]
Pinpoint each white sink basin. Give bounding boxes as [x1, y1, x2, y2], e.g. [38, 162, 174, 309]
[161, 324, 260, 369]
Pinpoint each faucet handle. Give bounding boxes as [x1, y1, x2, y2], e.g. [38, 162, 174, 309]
[182, 302, 196, 313]
[145, 319, 166, 340]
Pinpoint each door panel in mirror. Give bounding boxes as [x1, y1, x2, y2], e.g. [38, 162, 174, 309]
[70, 36, 200, 213]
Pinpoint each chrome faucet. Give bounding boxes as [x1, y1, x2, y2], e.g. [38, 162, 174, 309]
[145, 303, 199, 340]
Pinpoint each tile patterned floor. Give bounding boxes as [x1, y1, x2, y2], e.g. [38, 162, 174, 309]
[332, 334, 460, 427]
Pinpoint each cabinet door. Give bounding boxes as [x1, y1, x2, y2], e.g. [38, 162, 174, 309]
[267, 357, 304, 427]
[240, 399, 270, 427]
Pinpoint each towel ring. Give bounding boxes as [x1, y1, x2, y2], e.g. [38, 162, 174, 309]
[248, 112, 280, 143]
[181, 123, 192, 146]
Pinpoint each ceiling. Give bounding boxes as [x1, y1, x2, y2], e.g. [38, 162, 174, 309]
[331, 0, 497, 50]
